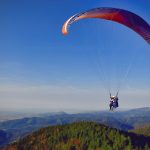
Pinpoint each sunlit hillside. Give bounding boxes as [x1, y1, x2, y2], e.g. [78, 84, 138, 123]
[3, 122, 150, 150]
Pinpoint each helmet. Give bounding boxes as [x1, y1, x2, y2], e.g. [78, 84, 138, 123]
[110, 96, 115, 99]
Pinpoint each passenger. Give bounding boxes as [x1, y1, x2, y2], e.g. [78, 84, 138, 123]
[109, 93, 119, 111]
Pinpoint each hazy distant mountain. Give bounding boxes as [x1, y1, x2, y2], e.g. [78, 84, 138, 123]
[0, 107, 150, 147]
[3, 122, 150, 150]
[0, 111, 45, 122]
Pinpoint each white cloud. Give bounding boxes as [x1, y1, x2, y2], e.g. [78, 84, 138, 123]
[0, 84, 149, 112]
[0, 85, 106, 111]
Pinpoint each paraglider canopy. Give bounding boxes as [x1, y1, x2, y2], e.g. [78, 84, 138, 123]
[62, 7, 150, 44]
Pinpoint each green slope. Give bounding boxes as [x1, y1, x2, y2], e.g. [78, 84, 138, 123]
[130, 125, 150, 137]
[3, 122, 150, 150]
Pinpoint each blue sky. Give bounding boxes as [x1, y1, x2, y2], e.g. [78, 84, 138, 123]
[0, 0, 150, 112]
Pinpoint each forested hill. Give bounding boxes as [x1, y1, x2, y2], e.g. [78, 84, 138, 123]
[3, 122, 150, 150]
